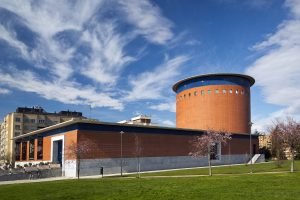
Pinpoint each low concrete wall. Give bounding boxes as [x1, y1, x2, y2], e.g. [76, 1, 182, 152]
[65, 154, 259, 177]
[0, 168, 62, 182]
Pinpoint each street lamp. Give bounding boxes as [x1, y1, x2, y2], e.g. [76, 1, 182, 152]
[249, 122, 253, 173]
[120, 131, 124, 177]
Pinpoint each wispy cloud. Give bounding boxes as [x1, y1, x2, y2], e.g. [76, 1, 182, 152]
[0, 0, 177, 110]
[0, 67, 123, 110]
[246, 0, 300, 131]
[125, 55, 189, 101]
[118, 0, 173, 44]
[149, 102, 176, 113]
[0, 88, 10, 94]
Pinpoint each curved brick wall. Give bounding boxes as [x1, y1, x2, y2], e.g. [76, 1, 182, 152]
[173, 74, 254, 134]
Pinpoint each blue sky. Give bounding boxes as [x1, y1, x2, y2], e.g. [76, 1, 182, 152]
[0, 0, 300, 131]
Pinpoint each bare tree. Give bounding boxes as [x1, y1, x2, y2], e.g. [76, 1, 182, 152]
[65, 139, 95, 179]
[189, 130, 231, 176]
[134, 134, 142, 178]
[276, 117, 300, 172]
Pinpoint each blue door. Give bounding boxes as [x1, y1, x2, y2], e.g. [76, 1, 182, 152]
[57, 140, 62, 165]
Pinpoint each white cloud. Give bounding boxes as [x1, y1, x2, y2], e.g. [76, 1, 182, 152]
[0, 68, 123, 110]
[118, 0, 173, 44]
[160, 120, 175, 127]
[0, 0, 180, 111]
[80, 21, 135, 85]
[0, 88, 11, 94]
[125, 55, 189, 101]
[246, 0, 300, 131]
[149, 102, 176, 113]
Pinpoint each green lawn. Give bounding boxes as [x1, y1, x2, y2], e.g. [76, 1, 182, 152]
[128, 160, 299, 177]
[1, 172, 300, 200]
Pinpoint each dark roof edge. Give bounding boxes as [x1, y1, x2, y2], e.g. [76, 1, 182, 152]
[172, 73, 255, 92]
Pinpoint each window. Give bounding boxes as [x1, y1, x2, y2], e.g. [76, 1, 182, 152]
[194, 91, 198, 96]
[37, 138, 43, 160]
[15, 125, 21, 130]
[236, 89, 239, 94]
[210, 142, 220, 160]
[229, 89, 232, 94]
[29, 140, 35, 160]
[188, 93, 191, 97]
[215, 89, 219, 94]
[222, 89, 226, 94]
[30, 119, 35, 123]
[207, 90, 211, 94]
[241, 90, 244, 95]
[183, 94, 186, 98]
[24, 118, 30, 123]
[22, 141, 27, 160]
[15, 142, 21, 161]
[15, 132, 20, 137]
[38, 119, 45, 123]
[201, 90, 204, 95]
[15, 117, 21, 122]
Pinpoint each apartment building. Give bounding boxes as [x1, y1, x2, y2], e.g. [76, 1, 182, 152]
[0, 106, 85, 163]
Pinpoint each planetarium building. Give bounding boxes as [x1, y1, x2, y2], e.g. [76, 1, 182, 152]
[13, 73, 262, 177]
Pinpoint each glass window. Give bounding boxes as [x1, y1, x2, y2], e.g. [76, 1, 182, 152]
[194, 91, 198, 96]
[15, 125, 21, 130]
[241, 90, 244, 95]
[15, 132, 20, 136]
[22, 141, 27, 160]
[37, 138, 43, 160]
[229, 89, 233, 94]
[30, 119, 35, 123]
[15, 117, 21, 122]
[38, 119, 45, 123]
[210, 142, 220, 160]
[222, 89, 226, 94]
[201, 90, 204, 95]
[215, 89, 219, 94]
[236, 89, 239, 94]
[183, 94, 186, 98]
[207, 90, 211, 94]
[188, 93, 191, 97]
[15, 142, 21, 161]
[29, 140, 35, 160]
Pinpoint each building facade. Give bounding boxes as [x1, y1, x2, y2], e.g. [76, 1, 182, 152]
[0, 106, 84, 163]
[10, 73, 261, 177]
[13, 119, 259, 177]
[173, 74, 255, 134]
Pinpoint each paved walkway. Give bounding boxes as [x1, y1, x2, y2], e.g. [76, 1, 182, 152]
[0, 176, 70, 185]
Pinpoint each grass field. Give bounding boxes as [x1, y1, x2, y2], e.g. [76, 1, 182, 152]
[0, 172, 300, 200]
[0, 161, 300, 200]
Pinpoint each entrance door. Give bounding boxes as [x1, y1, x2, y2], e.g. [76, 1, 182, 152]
[53, 140, 63, 165]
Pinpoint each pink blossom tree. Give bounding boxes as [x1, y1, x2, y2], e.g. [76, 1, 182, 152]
[65, 139, 96, 179]
[189, 130, 231, 176]
[271, 117, 300, 172]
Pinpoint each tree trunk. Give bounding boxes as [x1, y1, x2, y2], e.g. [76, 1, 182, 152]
[77, 159, 80, 179]
[208, 151, 212, 176]
[291, 152, 294, 173]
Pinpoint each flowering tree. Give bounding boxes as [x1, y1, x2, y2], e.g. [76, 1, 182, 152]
[269, 124, 285, 166]
[189, 130, 231, 176]
[270, 117, 300, 172]
[65, 139, 96, 179]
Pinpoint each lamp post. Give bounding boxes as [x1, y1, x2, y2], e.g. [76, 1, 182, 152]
[249, 122, 253, 173]
[120, 131, 124, 177]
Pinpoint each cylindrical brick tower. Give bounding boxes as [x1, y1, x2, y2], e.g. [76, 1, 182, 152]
[173, 73, 255, 134]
